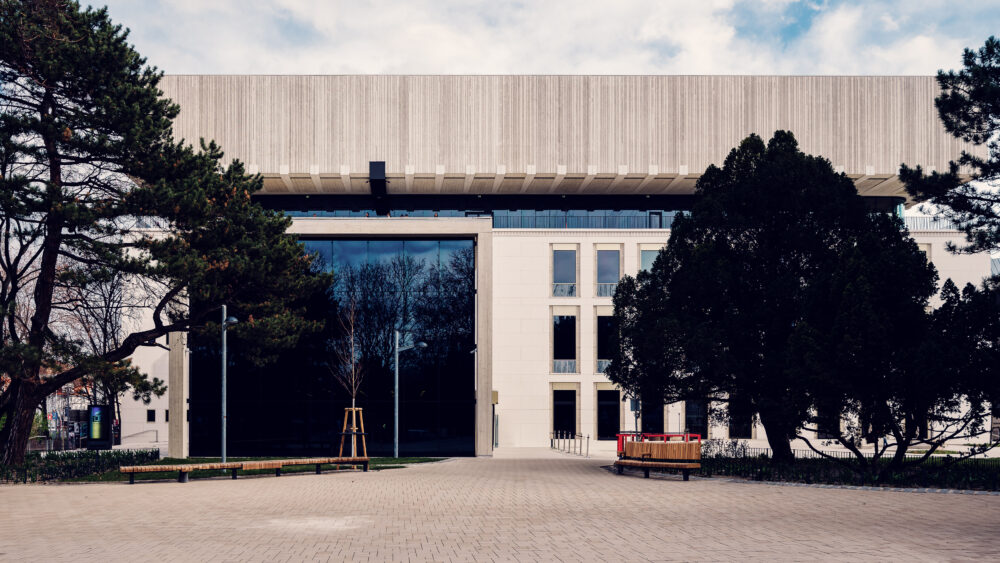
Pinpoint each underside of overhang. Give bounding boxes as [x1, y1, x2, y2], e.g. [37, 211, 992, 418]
[256, 169, 932, 201]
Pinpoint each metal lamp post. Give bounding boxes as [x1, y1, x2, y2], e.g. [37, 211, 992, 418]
[394, 329, 427, 458]
[221, 305, 238, 463]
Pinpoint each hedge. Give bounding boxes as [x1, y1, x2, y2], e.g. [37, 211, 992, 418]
[1, 449, 160, 483]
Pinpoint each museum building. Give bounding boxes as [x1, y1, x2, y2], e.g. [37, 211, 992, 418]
[120, 75, 992, 458]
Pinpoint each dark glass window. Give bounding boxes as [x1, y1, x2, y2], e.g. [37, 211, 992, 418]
[165, 410, 169, 423]
[596, 316, 614, 360]
[553, 250, 576, 283]
[368, 240, 404, 265]
[553, 316, 576, 360]
[552, 389, 576, 434]
[685, 400, 707, 438]
[596, 250, 620, 283]
[146, 409, 155, 423]
[597, 390, 620, 440]
[330, 240, 366, 269]
[553, 390, 576, 435]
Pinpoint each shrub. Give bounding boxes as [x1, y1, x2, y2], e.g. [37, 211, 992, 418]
[0, 449, 160, 483]
[699, 444, 1000, 490]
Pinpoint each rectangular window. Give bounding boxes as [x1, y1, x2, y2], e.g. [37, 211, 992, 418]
[597, 390, 621, 440]
[596, 316, 614, 373]
[165, 410, 169, 423]
[146, 409, 155, 423]
[685, 400, 707, 438]
[553, 390, 576, 435]
[553, 315, 577, 373]
[552, 249, 577, 296]
[640, 249, 659, 272]
[596, 250, 620, 296]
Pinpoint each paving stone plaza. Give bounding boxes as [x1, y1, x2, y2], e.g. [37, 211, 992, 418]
[2, 448, 999, 561]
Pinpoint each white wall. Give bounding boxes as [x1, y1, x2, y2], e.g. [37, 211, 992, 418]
[490, 226, 994, 455]
[492, 229, 672, 454]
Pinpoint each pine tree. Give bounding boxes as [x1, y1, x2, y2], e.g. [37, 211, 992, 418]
[901, 37, 1000, 253]
[0, 0, 327, 465]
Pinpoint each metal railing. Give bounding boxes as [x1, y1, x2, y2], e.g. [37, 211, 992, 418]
[904, 216, 959, 231]
[494, 215, 675, 230]
[550, 430, 589, 458]
[552, 283, 577, 297]
[596, 283, 617, 297]
[552, 359, 577, 373]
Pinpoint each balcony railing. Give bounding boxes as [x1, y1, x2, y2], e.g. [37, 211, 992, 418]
[904, 216, 959, 231]
[493, 214, 675, 229]
[596, 283, 617, 297]
[553, 359, 577, 373]
[552, 283, 577, 297]
[596, 359, 611, 373]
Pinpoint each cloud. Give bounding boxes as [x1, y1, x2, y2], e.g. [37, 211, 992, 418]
[97, 0, 1000, 75]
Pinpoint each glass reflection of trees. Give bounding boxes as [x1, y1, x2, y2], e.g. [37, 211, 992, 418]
[307, 240, 476, 456]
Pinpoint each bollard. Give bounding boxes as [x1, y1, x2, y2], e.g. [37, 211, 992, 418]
[586, 435, 590, 458]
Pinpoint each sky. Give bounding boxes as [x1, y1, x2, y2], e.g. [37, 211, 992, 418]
[98, 0, 1000, 75]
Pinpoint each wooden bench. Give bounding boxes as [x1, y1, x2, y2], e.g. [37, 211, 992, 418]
[119, 462, 243, 484]
[614, 441, 701, 481]
[120, 457, 369, 484]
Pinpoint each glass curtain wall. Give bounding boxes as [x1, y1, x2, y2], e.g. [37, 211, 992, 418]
[189, 238, 476, 457]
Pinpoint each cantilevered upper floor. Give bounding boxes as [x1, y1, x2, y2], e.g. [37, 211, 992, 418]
[160, 75, 984, 199]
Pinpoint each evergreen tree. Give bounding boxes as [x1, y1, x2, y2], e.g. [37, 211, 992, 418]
[901, 37, 1000, 253]
[607, 131, 940, 464]
[0, 0, 327, 464]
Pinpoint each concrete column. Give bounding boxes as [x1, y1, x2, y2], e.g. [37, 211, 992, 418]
[167, 331, 189, 458]
[476, 230, 494, 456]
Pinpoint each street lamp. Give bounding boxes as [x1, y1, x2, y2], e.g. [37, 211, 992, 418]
[221, 305, 238, 463]
[394, 329, 426, 458]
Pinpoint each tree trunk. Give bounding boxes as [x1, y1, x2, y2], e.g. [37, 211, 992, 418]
[758, 408, 796, 465]
[0, 381, 43, 466]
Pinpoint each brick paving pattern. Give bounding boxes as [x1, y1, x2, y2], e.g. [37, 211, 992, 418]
[2, 447, 998, 561]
